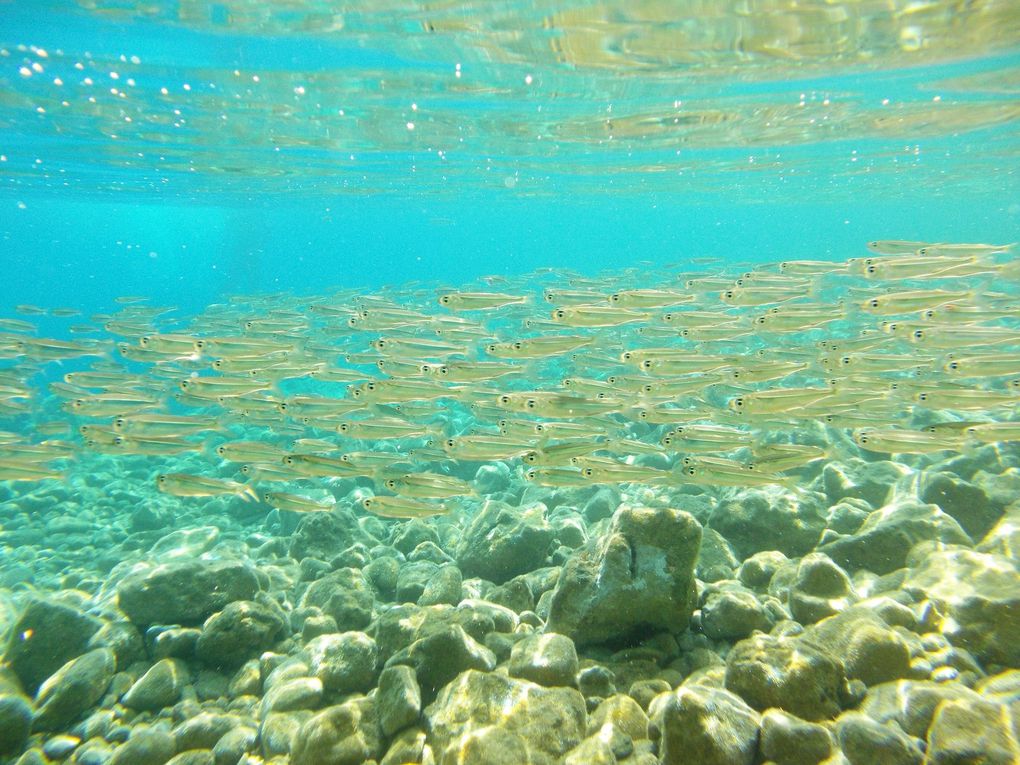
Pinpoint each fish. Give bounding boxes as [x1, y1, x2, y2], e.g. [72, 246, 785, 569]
[852, 429, 964, 454]
[263, 491, 336, 513]
[383, 472, 476, 498]
[361, 495, 450, 518]
[438, 292, 528, 310]
[156, 472, 258, 501]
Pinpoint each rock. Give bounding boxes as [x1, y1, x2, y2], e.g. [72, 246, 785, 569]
[827, 499, 872, 535]
[925, 696, 1020, 764]
[307, 632, 378, 695]
[108, 727, 177, 765]
[379, 727, 427, 765]
[2, 598, 102, 694]
[298, 569, 374, 632]
[148, 526, 220, 558]
[0, 693, 33, 757]
[819, 500, 971, 575]
[904, 548, 1020, 666]
[578, 665, 617, 699]
[395, 561, 440, 604]
[737, 551, 789, 591]
[836, 712, 923, 765]
[165, 751, 215, 765]
[387, 625, 496, 703]
[802, 606, 911, 687]
[418, 564, 463, 607]
[473, 462, 511, 494]
[425, 669, 587, 765]
[212, 727, 256, 765]
[289, 508, 374, 562]
[788, 553, 856, 625]
[149, 626, 201, 660]
[921, 471, 1003, 541]
[485, 578, 534, 614]
[456, 501, 556, 584]
[822, 459, 906, 508]
[301, 614, 338, 643]
[392, 520, 441, 555]
[724, 633, 847, 721]
[508, 632, 579, 687]
[696, 527, 741, 582]
[701, 586, 772, 641]
[32, 648, 116, 732]
[290, 697, 383, 765]
[259, 711, 305, 760]
[651, 685, 760, 765]
[173, 713, 238, 751]
[41, 735, 80, 760]
[858, 680, 985, 739]
[87, 620, 145, 669]
[363, 555, 399, 601]
[116, 560, 260, 627]
[372, 604, 452, 663]
[759, 708, 833, 765]
[408, 540, 455, 565]
[195, 601, 285, 669]
[546, 506, 701, 647]
[260, 677, 324, 716]
[588, 693, 648, 743]
[121, 658, 189, 711]
[709, 488, 826, 559]
[582, 487, 621, 523]
[376, 665, 421, 738]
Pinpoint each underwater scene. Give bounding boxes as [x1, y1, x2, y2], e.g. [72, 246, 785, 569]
[1, 1, 1020, 764]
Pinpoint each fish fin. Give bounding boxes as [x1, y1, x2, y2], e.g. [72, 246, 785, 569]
[238, 484, 259, 503]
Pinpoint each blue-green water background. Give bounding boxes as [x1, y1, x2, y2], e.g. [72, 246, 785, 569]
[1, 0, 1018, 320]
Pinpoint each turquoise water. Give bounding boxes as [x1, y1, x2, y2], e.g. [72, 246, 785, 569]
[1, 2, 1020, 764]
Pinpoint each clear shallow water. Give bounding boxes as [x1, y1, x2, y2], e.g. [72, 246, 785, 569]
[1, 3, 1020, 765]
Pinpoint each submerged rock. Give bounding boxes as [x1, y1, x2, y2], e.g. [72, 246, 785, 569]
[456, 501, 556, 584]
[288, 508, 375, 563]
[425, 669, 587, 765]
[386, 624, 496, 703]
[2, 598, 102, 695]
[904, 547, 1020, 667]
[298, 568, 375, 632]
[307, 631, 378, 696]
[116, 559, 260, 627]
[33, 648, 116, 732]
[121, 657, 189, 711]
[508, 632, 579, 688]
[546, 505, 701, 647]
[0, 693, 33, 757]
[787, 553, 856, 625]
[195, 601, 286, 669]
[820, 500, 971, 575]
[290, 697, 382, 765]
[709, 488, 826, 559]
[724, 633, 848, 721]
[650, 684, 760, 765]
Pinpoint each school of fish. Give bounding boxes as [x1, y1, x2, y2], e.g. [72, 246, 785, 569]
[1, 239, 1018, 519]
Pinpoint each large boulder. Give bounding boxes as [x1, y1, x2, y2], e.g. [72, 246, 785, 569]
[298, 568, 374, 632]
[116, 560, 260, 627]
[290, 697, 383, 765]
[546, 505, 701, 646]
[195, 601, 286, 669]
[32, 648, 116, 731]
[289, 507, 375, 562]
[456, 501, 556, 584]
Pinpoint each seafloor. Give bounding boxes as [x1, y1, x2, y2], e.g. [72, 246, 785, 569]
[1, 249, 1019, 765]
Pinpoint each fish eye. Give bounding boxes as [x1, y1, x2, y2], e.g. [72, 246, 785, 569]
[534, 423, 545, 432]
[439, 295, 451, 305]
[362, 498, 372, 507]
[869, 299, 880, 309]
[113, 436, 125, 445]
[858, 434, 869, 443]
[918, 247, 928, 255]
[640, 359, 653, 370]
[735, 278, 746, 287]
[661, 435, 673, 445]
[581, 468, 594, 477]
[347, 317, 358, 326]
[913, 330, 924, 340]
[384, 479, 397, 489]
[445, 439, 456, 448]
[948, 361, 959, 371]
[284, 456, 295, 465]
[840, 356, 851, 366]
[525, 399, 537, 409]
[723, 291, 734, 299]
[157, 475, 166, 483]
[733, 398, 744, 408]
[498, 395, 511, 404]
[216, 445, 227, 456]
[338, 423, 349, 432]
[511, 342, 522, 350]
[685, 467, 697, 476]
[680, 329, 690, 337]
[525, 469, 537, 479]
[194, 340, 206, 349]
[553, 310, 566, 319]
[610, 294, 620, 302]
[866, 266, 878, 275]
[523, 452, 538, 464]
[917, 392, 928, 401]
